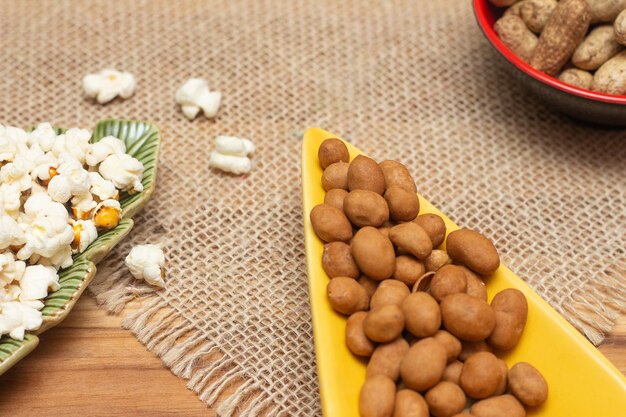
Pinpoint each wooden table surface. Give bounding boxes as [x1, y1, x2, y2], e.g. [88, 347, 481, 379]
[0, 295, 624, 416]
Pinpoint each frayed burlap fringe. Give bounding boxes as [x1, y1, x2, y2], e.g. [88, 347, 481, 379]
[121, 297, 278, 416]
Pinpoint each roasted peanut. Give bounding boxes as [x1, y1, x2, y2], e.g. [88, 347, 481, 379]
[445, 228, 500, 275]
[393, 389, 429, 417]
[367, 337, 409, 381]
[379, 160, 416, 193]
[327, 277, 369, 315]
[441, 293, 496, 342]
[488, 288, 528, 350]
[364, 304, 405, 343]
[348, 155, 386, 195]
[351, 227, 396, 280]
[430, 265, 467, 302]
[324, 188, 348, 211]
[433, 330, 462, 363]
[322, 161, 349, 191]
[460, 352, 502, 399]
[389, 222, 433, 260]
[425, 381, 467, 417]
[370, 279, 410, 309]
[470, 394, 526, 417]
[318, 138, 349, 169]
[344, 189, 390, 227]
[401, 292, 441, 338]
[413, 213, 446, 248]
[393, 255, 425, 287]
[359, 375, 396, 417]
[508, 362, 548, 406]
[346, 311, 376, 357]
[384, 186, 419, 222]
[400, 337, 447, 391]
[310, 204, 352, 243]
[322, 242, 360, 278]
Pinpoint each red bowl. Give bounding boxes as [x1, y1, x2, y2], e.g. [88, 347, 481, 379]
[474, 0, 626, 125]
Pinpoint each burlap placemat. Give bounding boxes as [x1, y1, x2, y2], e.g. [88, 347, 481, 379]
[1, 0, 625, 414]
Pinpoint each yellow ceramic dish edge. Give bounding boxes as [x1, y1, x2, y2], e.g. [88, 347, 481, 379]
[301, 127, 626, 417]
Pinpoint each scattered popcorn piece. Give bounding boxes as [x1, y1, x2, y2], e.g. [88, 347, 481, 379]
[71, 193, 97, 220]
[125, 244, 165, 288]
[83, 68, 137, 104]
[56, 153, 92, 197]
[99, 153, 144, 193]
[28, 123, 57, 152]
[0, 301, 43, 340]
[85, 136, 126, 167]
[215, 135, 255, 157]
[47, 175, 72, 203]
[0, 155, 33, 192]
[175, 78, 221, 120]
[51, 128, 92, 164]
[0, 183, 23, 218]
[0, 285, 21, 303]
[209, 151, 252, 175]
[92, 199, 122, 230]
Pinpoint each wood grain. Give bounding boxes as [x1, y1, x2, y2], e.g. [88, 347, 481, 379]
[0, 295, 624, 416]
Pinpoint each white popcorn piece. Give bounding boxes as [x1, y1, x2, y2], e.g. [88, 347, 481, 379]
[99, 153, 144, 193]
[85, 136, 126, 167]
[51, 128, 92, 164]
[125, 244, 165, 288]
[0, 214, 25, 250]
[29, 151, 57, 183]
[17, 194, 74, 267]
[47, 175, 72, 203]
[0, 285, 21, 303]
[0, 155, 33, 192]
[83, 68, 137, 104]
[0, 301, 43, 340]
[70, 219, 98, 253]
[0, 252, 26, 287]
[209, 151, 252, 175]
[88, 172, 118, 201]
[71, 193, 97, 219]
[215, 135, 255, 157]
[28, 123, 57, 152]
[19, 265, 60, 305]
[0, 183, 22, 218]
[175, 78, 221, 120]
[56, 153, 91, 197]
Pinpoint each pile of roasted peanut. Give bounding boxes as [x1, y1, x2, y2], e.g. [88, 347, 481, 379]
[310, 138, 548, 417]
[493, 0, 626, 94]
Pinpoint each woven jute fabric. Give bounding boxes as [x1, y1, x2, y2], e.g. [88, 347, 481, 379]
[1, 0, 625, 414]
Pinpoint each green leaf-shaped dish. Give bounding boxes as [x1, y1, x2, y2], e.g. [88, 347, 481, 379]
[0, 119, 160, 375]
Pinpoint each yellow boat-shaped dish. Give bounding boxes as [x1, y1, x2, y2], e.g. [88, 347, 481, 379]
[301, 127, 626, 417]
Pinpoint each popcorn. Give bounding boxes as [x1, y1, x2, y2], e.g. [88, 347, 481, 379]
[99, 153, 144, 193]
[0, 301, 43, 340]
[51, 128, 92, 164]
[209, 151, 252, 175]
[125, 244, 165, 288]
[70, 219, 98, 253]
[83, 68, 136, 104]
[0, 214, 25, 250]
[0, 122, 146, 340]
[19, 265, 60, 307]
[0, 252, 26, 287]
[89, 172, 118, 201]
[85, 136, 126, 167]
[17, 194, 74, 268]
[215, 135, 255, 157]
[175, 78, 222, 120]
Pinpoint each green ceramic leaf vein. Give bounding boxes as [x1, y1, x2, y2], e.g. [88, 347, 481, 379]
[0, 119, 160, 374]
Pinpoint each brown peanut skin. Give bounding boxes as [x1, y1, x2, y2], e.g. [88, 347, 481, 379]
[310, 204, 352, 243]
[326, 277, 369, 315]
[587, 0, 626, 23]
[425, 381, 467, 417]
[324, 188, 348, 211]
[344, 189, 390, 228]
[572, 25, 623, 70]
[352, 227, 397, 280]
[433, 330, 462, 363]
[530, 0, 591, 76]
[384, 186, 419, 222]
[615, 9, 626, 46]
[322, 161, 349, 191]
[460, 352, 502, 399]
[400, 337, 447, 391]
[488, 288, 528, 350]
[359, 275, 380, 298]
[389, 222, 433, 260]
[430, 265, 468, 302]
[495, 359, 509, 396]
[470, 395, 526, 417]
[520, 0, 557, 33]
[393, 255, 425, 287]
[495, 15, 538, 63]
[441, 293, 496, 342]
[508, 362, 548, 406]
[379, 160, 416, 193]
[442, 360, 464, 385]
[318, 138, 349, 169]
[402, 292, 441, 338]
[591, 50, 626, 94]
[459, 266, 488, 301]
[367, 338, 409, 381]
[322, 242, 360, 278]
[424, 249, 452, 272]
[346, 312, 376, 357]
[413, 214, 446, 248]
[458, 340, 493, 362]
[558, 68, 593, 90]
[371, 279, 410, 309]
[393, 389, 429, 417]
[359, 375, 396, 417]
[445, 228, 500, 275]
[363, 304, 405, 343]
[348, 155, 386, 195]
